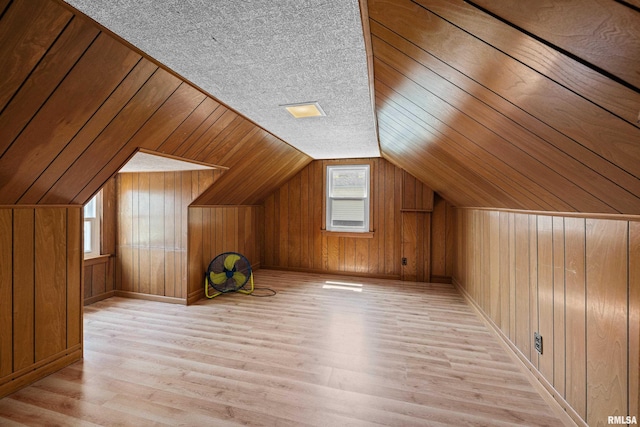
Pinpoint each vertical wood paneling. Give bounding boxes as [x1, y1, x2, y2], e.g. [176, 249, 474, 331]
[187, 205, 262, 300]
[514, 214, 531, 359]
[498, 211, 512, 337]
[1, 207, 83, 398]
[454, 209, 637, 427]
[0, 210, 12, 377]
[586, 219, 628, 426]
[35, 208, 67, 361]
[261, 158, 450, 281]
[263, 158, 437, 279]
[66, 208, 81, 348]
[565, 217, 587, 419]
[488, 211, 500, 325]
[537, 215, 553, 379]
[630, 222, 640, 419]
[117, 170, 218, 301]
[13, 209, 35, 371]
[552, 216, 565, 396]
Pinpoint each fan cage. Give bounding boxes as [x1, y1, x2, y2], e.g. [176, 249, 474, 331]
[206, 252, 253, 294]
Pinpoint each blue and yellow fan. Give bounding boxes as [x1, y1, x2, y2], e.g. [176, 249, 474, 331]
[205, 252, 254, 298]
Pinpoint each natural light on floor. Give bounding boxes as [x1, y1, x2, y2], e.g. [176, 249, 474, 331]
[322, 280, 364, 292]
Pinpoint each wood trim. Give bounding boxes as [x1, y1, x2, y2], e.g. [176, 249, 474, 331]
[133, 148, 228, 170]
[453, 277, 585, 427]
[0, 346, 82, 399]
[260, 266, 400, 281]
[84, 290, 116, 306]
[457, 206, 640, 222]
[83, 254, 111, 266]
[114, 290, 187, 305]
[320, 230, 375, 239]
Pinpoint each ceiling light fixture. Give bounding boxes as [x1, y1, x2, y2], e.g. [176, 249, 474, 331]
[282, 101, 326, 119]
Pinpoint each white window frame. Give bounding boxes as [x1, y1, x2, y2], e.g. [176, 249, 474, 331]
[83, 192, 101, 259]
[326, 164, 370, 233]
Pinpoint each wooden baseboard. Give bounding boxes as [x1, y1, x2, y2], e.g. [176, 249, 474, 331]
[452, 278, 584, 427]
[114, 291, 187, 305]
[84, 290, 116, 306]
[430, 275, 452, 284]
[0, 347, 82, 399]
[187, 288, 204, 305]
[259, 265, 400, 281]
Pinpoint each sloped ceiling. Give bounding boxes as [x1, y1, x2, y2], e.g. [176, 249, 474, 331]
[62, 0, 380, 160]
[1, 0, 639, 214]
[0, 0, 311, 206]
[369, 0, 640, 214]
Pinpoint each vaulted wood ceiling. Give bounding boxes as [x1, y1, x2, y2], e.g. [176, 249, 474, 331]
[1, 0, 639, 214]
[370, 0, 640, 213]
[0, 0, 311, 206]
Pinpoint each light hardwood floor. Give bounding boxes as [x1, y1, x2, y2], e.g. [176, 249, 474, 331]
[0, 270, 570, 426]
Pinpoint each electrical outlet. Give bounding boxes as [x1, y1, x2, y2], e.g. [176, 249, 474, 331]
[401, 257, 407, 266]
[534, 332, 543, 354]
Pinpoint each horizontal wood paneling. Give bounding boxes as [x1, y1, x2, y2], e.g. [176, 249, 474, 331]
[117, 170, 222, 302]
[454, 208, 638, 426]
[0, 0, 311, 207]
[370, 0, 640, 214]
[188, 205, 263, 302]
[0, 207, 82, 399]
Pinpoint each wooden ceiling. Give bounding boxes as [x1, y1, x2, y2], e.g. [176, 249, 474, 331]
[1, 0, 639, 214]
[0, 0, 311, 206]
[370, 0, 640, 214]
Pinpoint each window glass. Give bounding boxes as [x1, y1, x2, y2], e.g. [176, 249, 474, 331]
[326, 165, 369, 232]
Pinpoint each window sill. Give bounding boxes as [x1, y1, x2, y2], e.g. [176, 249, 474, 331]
[84, 254, 111, 266]
[321, 230, 374, 239]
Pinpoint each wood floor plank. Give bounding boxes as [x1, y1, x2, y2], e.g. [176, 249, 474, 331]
[0, 270, 568, 426]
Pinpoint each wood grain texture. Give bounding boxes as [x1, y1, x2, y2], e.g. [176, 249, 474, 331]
[0, 0, 71, 115]
[469, 0, 640, 90]
[117, 170, 222, 301]
[0, 1, 311, 207]
[630, 221, 640, 419]
[369, 0, 640, 214]
[585, 219, 628, 426]
[420, 0, 640, 126]
[35, 208, 67, 362]
[564, 217, 587, 419]
[454, 208, 636, 426]
[12, 209, 35, 372]
[188, 205, 263, 300]
[0, 210, 12, 378]
[1, 207, 83, 399]
[0, 270, 566, 426]
[263, 158, 443, 280]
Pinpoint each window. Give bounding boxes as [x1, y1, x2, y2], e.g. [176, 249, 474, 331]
[83, 192, 101, 258]
[326, 164, 370, 232]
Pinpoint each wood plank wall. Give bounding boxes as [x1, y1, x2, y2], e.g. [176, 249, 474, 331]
[188, 206, 263, 303]
[0, 207, 82, 398]
[262, 158, 452, 280]
[0, 0, 311, 208]
[369, 0, 640, 214]
[83, 177, 117, 305]
[116, 170, 222, 303]
[431, 194, 454, 283]
[454, 208, 640, 427]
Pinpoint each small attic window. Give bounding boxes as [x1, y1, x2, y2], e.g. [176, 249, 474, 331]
[326, 165, 370, 233]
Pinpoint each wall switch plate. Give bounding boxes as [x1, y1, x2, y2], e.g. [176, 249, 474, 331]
[534, 332, 543, 354]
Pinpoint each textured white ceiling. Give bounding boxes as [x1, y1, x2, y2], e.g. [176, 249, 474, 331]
[119, 152, 216, 173]
[64, 0, 380, 160]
